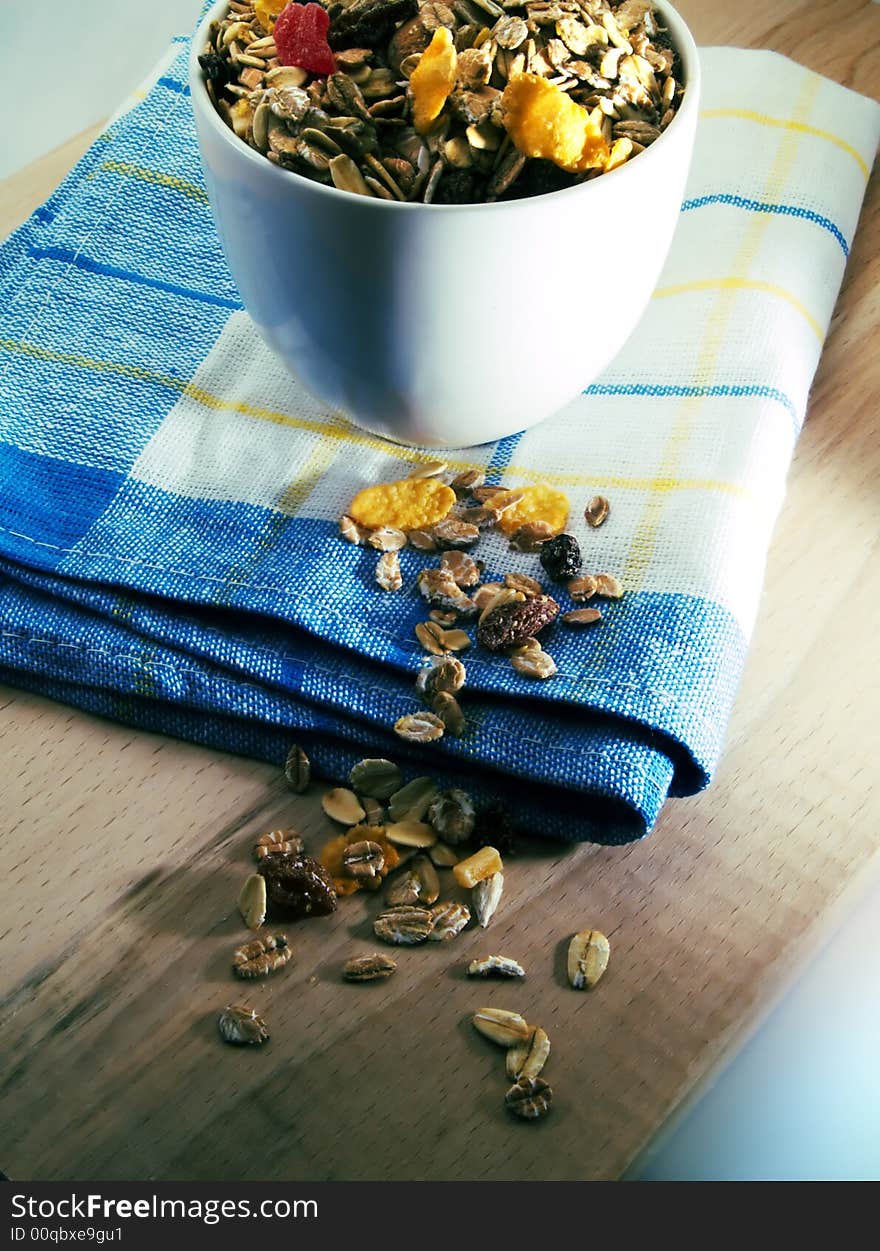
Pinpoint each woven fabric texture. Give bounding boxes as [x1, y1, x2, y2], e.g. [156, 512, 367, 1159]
[0, 32, 877, 842]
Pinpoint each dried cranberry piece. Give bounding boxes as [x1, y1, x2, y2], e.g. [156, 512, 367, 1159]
[275, 2, 337, 76]
[539, 533, 582, 581]
[472, 803, 518, 856]
[258, 853, 337, 918]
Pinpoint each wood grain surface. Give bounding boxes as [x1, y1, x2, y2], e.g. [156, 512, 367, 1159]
[1, 0, 878, 1182]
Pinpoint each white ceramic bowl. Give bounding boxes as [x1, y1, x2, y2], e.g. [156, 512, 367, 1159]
[190, 1, 700, 447]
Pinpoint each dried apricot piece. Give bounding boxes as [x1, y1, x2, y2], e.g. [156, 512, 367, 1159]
[410, 26, 458, 134]
[254, 0, 287, 33]
[349, 477, 456, 530]
[501, 73, 609, 173]
[486, 484, 570, 536]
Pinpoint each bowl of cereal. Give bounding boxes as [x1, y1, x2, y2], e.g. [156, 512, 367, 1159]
[190, 0, 700, 447]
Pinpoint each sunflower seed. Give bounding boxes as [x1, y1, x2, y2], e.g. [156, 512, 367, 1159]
[329, 153, 373, 196]
[388, 776, 439, 822]
[321, 788, 367, 826]
[472, 871, 503, 927]
[283, 743, 311, 792]
[238, 873, 267, 931]
[349, 758, 403, 800]
[384, 819, 438, 848]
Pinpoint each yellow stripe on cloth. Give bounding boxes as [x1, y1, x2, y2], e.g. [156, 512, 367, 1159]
[99, 160, 210, 204]
[0, 338, 753, 502]
[616, 71, 823, 606]
[653, 277, 824, 342]
[700, 108, 871, 181]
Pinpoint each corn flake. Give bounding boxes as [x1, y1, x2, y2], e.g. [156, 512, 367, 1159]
[488, 484, 570, 536]
[501, 73, 610, 174]
[411, 26, 458, 134]
[349, 477, 456, 531]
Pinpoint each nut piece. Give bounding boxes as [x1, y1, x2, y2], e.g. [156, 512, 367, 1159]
[453, 845, 503, 889]
[343, 953, 398, 981]
[218, 1003, 269, 1046]
[374, 904, 435, 945]
[368, 525, 408, 551]
[258, 853, 338, 919]
[567, 929, 610, 989]
[505, 1077, 552, 1120]
[349, 758, 403, 800]
[254, 829, 305, 860]
[339, 514, 368, 545]
[238, 873, 267, 931]
[427, 788, 475, 844]
[233, 934, 292, 979]
[384, 819, 437, 848]
[394, 711, 446, 743]
[472, 1007, 531, 1047]
[472, 871, 503, 927]
[388, 776, 439, 822]
[322, 788, 367, 826]
[375, 549, 403, 591]
[342, 839, 386, 880]
[427, 899, 471, 940]
[468, 955, 525, 979]
[584, 494, 610, 527]
[284, 744, 311, 792]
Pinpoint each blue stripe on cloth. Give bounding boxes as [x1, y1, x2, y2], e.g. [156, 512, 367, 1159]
[0, 445, 123, 560]
[681, 193, 850, 256]
[158, 77, 190, 96]
[0, 565, 683, 842]
[484, 430, 526, 483]
[27, 245, 244, 311]
[583, 381, 799, 423]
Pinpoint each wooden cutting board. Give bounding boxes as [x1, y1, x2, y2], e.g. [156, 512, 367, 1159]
[1, 0, 878, 1181]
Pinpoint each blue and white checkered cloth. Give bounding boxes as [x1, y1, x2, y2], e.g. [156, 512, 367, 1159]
[0, 27, 877, 842]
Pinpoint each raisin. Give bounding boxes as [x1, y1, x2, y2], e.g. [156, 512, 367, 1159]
[198, 52, 232, 84]
[477, 595, 559, 652]
[275, 3, 337, 76]
[539, 533, 582, 581]
[434, 168, 484, 205]
[258, 853, 337, 918]
[328, 0, 418, 51]
[472, 802, 518, 856]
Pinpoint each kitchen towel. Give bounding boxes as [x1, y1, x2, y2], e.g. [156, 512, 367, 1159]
[0, 30, 877, 842]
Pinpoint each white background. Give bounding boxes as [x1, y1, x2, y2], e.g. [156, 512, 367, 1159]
[2, 0, 878, 1181]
